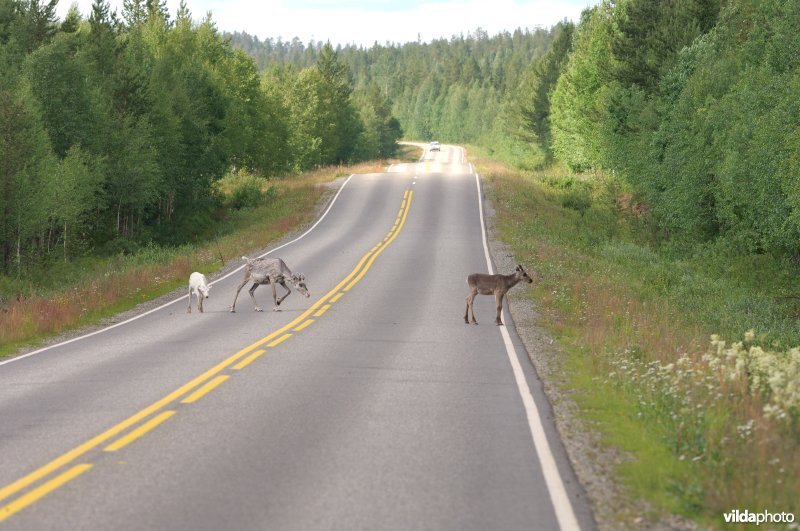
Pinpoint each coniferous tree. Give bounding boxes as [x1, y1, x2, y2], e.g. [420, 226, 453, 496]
[122, 0, 146, 28]
[60, 4, 81, 33]
[505, 22, 574, 159]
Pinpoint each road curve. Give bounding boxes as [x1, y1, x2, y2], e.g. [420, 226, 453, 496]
[0, 145, 594, 530]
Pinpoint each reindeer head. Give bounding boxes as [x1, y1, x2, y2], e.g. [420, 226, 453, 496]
[515, 264, 536, 284]
[291, 273, 310, 298]
[200, 283, 211, 298]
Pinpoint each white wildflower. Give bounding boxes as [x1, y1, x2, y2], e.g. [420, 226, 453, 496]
[736, 419, 754, 439]
[763, 404, 786, 420]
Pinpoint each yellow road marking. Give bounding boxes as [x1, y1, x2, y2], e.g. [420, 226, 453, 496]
[267, 333, 293, 347]
[104, 411, 177, 451]
[0, 244, 379, 505]
[314, 304, 331, 317]
[0, 357, 239, 504]
[0, 464, 93, 522]
[233, 349, 267, 370]
[0, 188, 415, 520]
[344, 190, 413, 291]
[181, 376, 229, 404]
[329, 292, 344, 303]
[293, 320, 314, 332]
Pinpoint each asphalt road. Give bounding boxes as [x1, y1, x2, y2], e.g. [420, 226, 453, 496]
[0, 145, 594, 530]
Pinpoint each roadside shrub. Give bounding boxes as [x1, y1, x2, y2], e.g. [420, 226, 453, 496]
[228, 175, 266, 210]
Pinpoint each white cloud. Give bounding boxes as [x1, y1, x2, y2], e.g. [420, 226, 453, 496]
[56, 0, 595, 47]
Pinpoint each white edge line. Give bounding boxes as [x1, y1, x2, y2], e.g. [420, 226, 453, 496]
[0, 174, 357, 368]
[474, 172, 581, 531]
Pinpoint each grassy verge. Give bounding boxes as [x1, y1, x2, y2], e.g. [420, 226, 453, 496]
[0, 151, 417, 358]
[471, 148, 800, 528]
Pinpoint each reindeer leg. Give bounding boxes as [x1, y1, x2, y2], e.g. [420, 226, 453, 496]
[198, 292, 204, 313]
[466, 290, 479, 324]
[187, 287, 192, 313]
[275, 280, 291, 307]
[230, 277, 250, 312]
[269, 282, 279, 311]
[495, 292, 504, 326]
[249, 283, 263, 312]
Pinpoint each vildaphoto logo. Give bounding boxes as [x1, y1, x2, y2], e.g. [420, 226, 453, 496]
[723, 509, 796, 525]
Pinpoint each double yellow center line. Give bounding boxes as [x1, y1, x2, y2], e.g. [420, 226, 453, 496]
[0, 188, 414, 522]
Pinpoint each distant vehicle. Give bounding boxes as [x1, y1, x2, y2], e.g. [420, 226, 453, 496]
[430, 141, 440, 151]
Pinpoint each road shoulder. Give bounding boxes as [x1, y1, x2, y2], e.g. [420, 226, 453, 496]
[483, 189, 651, 531]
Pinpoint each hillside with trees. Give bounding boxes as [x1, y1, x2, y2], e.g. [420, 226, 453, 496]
[0, 0, 401, 278]
[228, 26, 561, 150]
[232, 0, 800, 263]
[3, 0, 799, 321]
[4, 0, 799, 314]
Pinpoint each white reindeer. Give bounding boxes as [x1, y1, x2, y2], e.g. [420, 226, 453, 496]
[230, 256, 310, 313]
[187, 272, 211, 313]
[464, 265, 537, 325]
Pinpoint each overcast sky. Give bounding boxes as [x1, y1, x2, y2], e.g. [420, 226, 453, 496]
[55, 0, 597, 47]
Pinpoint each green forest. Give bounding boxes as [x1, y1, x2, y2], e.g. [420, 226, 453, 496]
[229, 26, 559, 147]
[4, 0, 800, 290]
[0, 0, 401, 279]
[233, 0, 800, 263]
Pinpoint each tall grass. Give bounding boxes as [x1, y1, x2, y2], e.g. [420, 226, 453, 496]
[472, 149, 800, 527]
[0, 157, 401, 357]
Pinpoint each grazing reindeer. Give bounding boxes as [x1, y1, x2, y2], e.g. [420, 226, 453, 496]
[230, 256, 310, 313]
[187, 272, 211, 313]
[464, 265, 536, 326]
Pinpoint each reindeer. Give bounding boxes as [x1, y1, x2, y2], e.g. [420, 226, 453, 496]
[187, 272, 211, 314]
[464, 265, 537, 326]
[230, 256, 310, 313]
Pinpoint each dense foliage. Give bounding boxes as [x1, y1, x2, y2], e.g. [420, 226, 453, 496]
[228, 27, 561, 151]
[235, 0, 800, 261]
[5, 0, 800, 278]
[0, 0, 400, 276]
[547, 0, 800, 258]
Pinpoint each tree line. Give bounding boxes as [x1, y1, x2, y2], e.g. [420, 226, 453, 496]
[546, 0, 800, 259]
[6, 0, 796, 279]
[0, 0, 401, 276]
[235, 0, 800, 261]
[228, 27, 561, 150]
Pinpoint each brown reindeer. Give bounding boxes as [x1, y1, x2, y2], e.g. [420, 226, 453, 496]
[464, 265, 536, 325]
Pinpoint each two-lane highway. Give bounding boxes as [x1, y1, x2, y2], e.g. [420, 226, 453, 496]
[0, 145, 594, 530]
